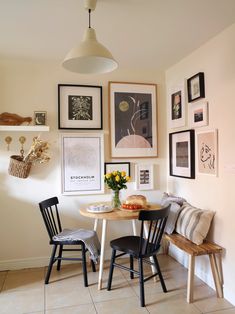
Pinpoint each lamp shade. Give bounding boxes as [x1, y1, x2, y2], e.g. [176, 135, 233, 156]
[62, 28, 118, 74]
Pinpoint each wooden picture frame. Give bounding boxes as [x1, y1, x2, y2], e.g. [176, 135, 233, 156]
[196, 129, 218, 176]
[189, 100, 208, 128]
[169, 129, 195, 179]
[104, 162, 130, 176]
[187, 72, 205, 102]
[109, 82, 158, 158]
[61, 133, 104, 195]
[58, 84, 102, 130]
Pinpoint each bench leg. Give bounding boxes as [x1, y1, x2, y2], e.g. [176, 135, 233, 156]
[209, 253, 223, 298]
[187, 255, 195, 303]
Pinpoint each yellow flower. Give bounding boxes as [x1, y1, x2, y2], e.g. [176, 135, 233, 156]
[112, 171, 117, 176]
[105, 173, 111, 179]
[126, 176, 131, 181]
[115, 175, 120, 182]
[121, 171, 126, 177]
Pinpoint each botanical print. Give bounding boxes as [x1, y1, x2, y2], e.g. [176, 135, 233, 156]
[114, 92, 152, 148]
[197, 130, 217, 175]
[68, 95, 92, 120]
[171, 91, 182, 120]
[191, 76, 200, 99]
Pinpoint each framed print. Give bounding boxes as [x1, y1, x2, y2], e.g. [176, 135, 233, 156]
[196, 129, 217, 176]
[61, 133, 104, 195]
[34, 111, 46, 125]
[189, 100, 208, 128]
[135, 164, 154, 190]
[169, 129, 195, 179]
[187, 72, 205, 102]
[109, 82, 158, 158]
[104, 162, 130, 176]
[58, 84, 102, 129]
[169, 85, 185, 128]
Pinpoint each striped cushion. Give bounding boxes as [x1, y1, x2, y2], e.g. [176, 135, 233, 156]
[175, 202, 215, 245]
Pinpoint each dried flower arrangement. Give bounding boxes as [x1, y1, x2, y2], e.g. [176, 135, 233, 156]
[24, 136, 50, 164]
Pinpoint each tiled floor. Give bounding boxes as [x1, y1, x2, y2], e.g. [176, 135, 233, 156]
[0, 255, 234, 314]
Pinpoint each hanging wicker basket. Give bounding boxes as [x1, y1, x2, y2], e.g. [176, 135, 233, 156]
[8, 155, 32, 179]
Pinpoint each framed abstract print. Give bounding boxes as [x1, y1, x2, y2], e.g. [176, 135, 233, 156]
[189, 100, 208, 128]
[104, 162, 130, 176]
[109, 82, 158, 158]
[135, 163, 154, 190]
[169, 129, 195, 179]
[58, 84, 102, 129]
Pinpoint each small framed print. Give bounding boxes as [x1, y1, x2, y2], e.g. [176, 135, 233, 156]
[189, 101, 208, 128]
[58, 84, 102, 130]
[104, 162, 130, 176]
[169, 129, 195, 179]
[169, 86, 185, 128]
[135, 164, 154, 190]
[34, 111, 47, 125]
[196, 129, 218, 176]
[187, 72, 205, 102]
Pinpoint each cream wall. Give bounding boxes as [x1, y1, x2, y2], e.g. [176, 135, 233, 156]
[0, 60, 167, 269]
[165, 23, 235, 305]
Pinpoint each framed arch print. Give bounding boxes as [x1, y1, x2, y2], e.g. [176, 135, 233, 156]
[109, 82, 158, 158]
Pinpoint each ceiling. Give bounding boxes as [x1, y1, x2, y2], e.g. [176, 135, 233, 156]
[0, 0, 235, 71]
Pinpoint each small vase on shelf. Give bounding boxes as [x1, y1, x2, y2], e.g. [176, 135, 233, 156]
[111, 189, 121, 209]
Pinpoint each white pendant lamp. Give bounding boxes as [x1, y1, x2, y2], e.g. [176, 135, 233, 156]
[62, 0, 118, 74]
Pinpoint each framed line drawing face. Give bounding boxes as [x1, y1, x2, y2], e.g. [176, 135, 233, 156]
[196, 129, 217, 176]
[58, 84, 102, 130]
[169, 129, 195, 179]
[109, 82, 158, 158]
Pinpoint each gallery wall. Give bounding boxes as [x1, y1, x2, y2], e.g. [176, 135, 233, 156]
[0, 59, 167, 269]
[165, 23, 235, 305]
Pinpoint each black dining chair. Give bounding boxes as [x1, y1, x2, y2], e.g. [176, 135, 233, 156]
[38, 196, 96, 287]
[107, 205, 170, 307]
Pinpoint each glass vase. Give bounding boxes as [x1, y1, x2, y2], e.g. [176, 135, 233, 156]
[111, 189, 121, 209]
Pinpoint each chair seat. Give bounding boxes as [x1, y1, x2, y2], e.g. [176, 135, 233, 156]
[110, 236, 159, 257]
[52, 228, 100, 262]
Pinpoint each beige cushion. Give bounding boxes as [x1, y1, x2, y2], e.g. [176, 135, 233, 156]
[164, 202, 182, 235]
[175, 202, 215, 245]
[161, 192, 186, 206]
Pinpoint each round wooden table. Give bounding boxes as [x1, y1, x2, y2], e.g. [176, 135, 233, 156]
[80, 202, 161, 290]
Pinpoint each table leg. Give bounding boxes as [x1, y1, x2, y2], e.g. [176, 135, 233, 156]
[132, 219, 137, 235]
[94, 218, 98, 231]
[98, 219, 107, 290]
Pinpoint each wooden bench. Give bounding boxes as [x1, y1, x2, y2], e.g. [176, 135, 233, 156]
[164, 233, 224, 303]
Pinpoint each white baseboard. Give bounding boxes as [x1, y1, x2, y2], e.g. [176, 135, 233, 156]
[0, 248, 113, 271]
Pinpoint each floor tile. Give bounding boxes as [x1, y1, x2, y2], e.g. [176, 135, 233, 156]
[145, 293, 202, 314]
[46, 303, 97, 314]
[208, 309, 235, 314]
[193, 293, 233, 313]
[94, 296, 149, 313]
[45, 275, 93, 310]
[2, 268, 44, 292]
[0, 288, 44, 314]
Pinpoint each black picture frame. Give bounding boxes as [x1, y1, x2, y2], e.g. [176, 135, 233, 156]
[187, 72, 205, 102]
[58, 84, 103, 130]
[169, 129, 195, 179]
[104, 162, 131, 176]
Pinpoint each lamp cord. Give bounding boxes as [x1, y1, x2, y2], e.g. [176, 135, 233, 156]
[88, 9, 91, 28]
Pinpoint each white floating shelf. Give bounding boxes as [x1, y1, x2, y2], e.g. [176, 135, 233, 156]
[0, 125, 50, 131]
